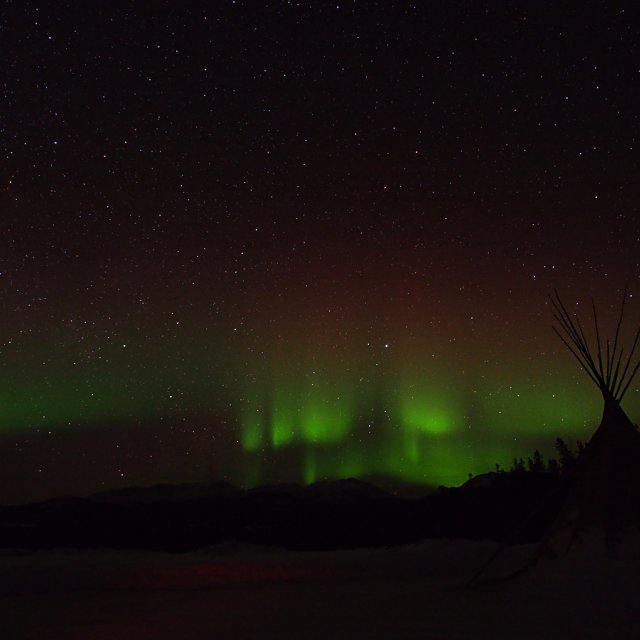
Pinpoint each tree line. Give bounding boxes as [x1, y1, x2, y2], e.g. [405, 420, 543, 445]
[495, 438, 585, 476]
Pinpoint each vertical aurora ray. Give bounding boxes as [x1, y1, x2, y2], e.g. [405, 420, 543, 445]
[394, 377, 461, 466]
[240, 405, 265, 452]
[299, 384, 354, 444]
[270, 391, 298, 447]
[303, 449, 317, 484]
[399, 397, 455, 435]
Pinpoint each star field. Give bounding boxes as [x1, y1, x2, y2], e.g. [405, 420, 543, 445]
[2, 1, 640, 503]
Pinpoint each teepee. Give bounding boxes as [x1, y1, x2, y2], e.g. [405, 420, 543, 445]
[469, 291, 640, 584]
[536, 289, 640, 557]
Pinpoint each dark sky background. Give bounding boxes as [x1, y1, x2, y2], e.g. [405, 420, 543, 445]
[2, 1, 640, 504]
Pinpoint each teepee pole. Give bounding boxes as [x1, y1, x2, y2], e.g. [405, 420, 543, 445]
[550, 298, 591, 364]
[614, 326, 640, 400]
[551, 327, 601, 387]
[550, 292, 603, 384]
[591, 301, 607, 383]
[617, 356, 640, 401]
[609, 291, 627, 385]
[609, 347, 625, 397]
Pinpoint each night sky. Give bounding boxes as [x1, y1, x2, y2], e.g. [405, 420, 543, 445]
[2, 1, 640, 504]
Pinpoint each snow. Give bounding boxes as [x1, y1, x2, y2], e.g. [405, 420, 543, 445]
[2, 539, 639, 639]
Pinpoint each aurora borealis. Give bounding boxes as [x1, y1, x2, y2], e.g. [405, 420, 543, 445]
[2, 1, 640, 504]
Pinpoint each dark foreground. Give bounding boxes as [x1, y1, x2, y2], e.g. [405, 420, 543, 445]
[2, 540, 640, 640]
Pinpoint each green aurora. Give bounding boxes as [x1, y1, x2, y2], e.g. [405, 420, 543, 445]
[236, 368, 611, 487]
[4, 328, 637, 494]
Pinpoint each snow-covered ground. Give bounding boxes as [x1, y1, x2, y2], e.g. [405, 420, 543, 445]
[1, 539, 639, 639]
